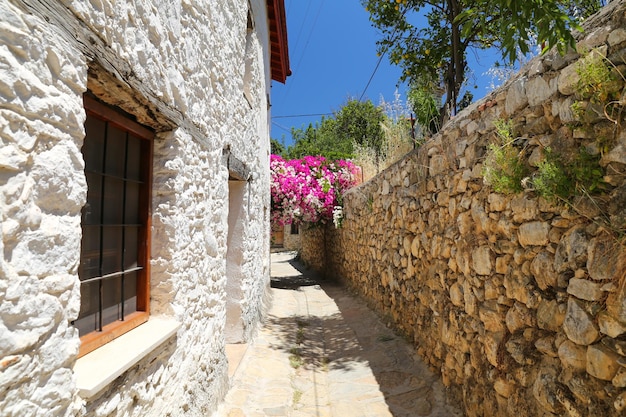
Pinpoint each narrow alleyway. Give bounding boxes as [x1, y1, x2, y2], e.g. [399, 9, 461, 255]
[215, 251, 463, 417]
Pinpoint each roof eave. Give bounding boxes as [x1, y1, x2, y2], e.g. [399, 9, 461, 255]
[267, 0, 291, 84]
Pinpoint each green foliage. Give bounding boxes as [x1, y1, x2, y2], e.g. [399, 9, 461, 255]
[285, 99, 385, 160]
[334, 99, 386, 154]
[532, 149, 572, 200]
[570, 147, 606, 193]
[363, 0, 605, 119]
[482, 119, 528, 194]
[407, 81, 440, 134]
[483, 116, 607, 200]
[572, 48, 625, 124]
[532, 147, 605, 200]
[271, 138, 286, 156]
[352, 95, 415, 180]
[576, 49, 617, 102]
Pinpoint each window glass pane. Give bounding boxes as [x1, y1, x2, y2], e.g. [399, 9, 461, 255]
[103, 177, 124, 224]
[124, 226, 138, 269]
[83, 116, 105, 173]
[105, 125, 127, 177]
[74, 281, 100, 336]
[82, 172, 102, 225]
[125, 182, 140, 224]
[102, 226, 123, 275]
[101, 277, 121, 327]
[126, 136, 141, 181]
[123, 271, 138, 316]
[79, 225, 101, 280]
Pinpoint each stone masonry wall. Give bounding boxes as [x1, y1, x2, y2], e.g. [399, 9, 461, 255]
[308, 2, 626, 416]
[1, 1, 272, 416]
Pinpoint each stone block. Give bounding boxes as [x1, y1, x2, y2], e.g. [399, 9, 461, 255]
[587, 235, 624, 281]
[598, 311, 626, 337]
[608, 28, 626, 46]
[449, 283, 464, 307]
[527, 75, 557, 107]
[537, 299, 566, 332]
[483, 331, 506, 368]
[479, 305, 506, 333]
[558, 61, 580, 96]
[518, 221, 549, 246]
[495, 257, 510, 274]
[535, 336, 558, 357]
[472, 246, 493, 276]
[505, 77, 528, 115]
[532, 364, 563, 414]
[494, 378, 515, 398]
[567, 278, 604, 301]
[510, 195, 538, 222]
[506, 302, 534, 333]
[613, 367, 626, 388]
[555, 225, 589, 273]
[615, 390, 626, 413]
[504, 270, 531, 305]
[557, 340, 587, 371]
[586, 343, 620, 381]
[564, 298, 599, 346]
[530, 251, 557, 290]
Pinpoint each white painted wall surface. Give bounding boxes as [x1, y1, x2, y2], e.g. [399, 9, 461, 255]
[0, 0, 273, 415]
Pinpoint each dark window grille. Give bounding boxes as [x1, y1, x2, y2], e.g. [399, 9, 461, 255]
[73, 105, 151, 339]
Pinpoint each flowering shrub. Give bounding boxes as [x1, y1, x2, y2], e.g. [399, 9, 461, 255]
[270, 155, 359, 227]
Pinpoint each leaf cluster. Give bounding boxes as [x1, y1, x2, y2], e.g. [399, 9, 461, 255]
[532, 147, 606, 200]
[482, 119, 528, 194]
[363, 0, 605, 115]
[285, 99, 386, 160]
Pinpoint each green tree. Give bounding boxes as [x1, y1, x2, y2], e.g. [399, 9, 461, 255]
[334, 100, 386, 155]
[286, 118, 353, 160]
[285, 99, 386, 160]
[363, 0, 606, 125]
[270, 138, 286, 156]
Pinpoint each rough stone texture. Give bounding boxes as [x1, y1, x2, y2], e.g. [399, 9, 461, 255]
[303, 2, 626, 415]
[1, 1, 274, 416]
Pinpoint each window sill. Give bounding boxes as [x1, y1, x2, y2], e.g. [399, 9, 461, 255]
[74, 317, 181, 399]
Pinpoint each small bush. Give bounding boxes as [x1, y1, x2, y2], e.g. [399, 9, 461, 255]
[531, 147, 605, 201]
[532, 149, 571, 200]
[482, 119, 528, 194]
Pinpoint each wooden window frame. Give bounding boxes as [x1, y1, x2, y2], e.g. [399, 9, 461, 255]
[77, 95, 153, 358]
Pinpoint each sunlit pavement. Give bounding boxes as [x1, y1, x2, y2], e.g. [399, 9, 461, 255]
[215, 251, 463, 417]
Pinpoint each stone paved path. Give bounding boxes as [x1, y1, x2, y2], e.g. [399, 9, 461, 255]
[214, 251, 463, 417]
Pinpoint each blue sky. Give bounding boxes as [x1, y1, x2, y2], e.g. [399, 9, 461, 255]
[270, 0, 502, 147]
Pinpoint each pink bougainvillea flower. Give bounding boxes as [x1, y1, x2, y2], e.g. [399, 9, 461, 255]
[270, 155, 358, 227]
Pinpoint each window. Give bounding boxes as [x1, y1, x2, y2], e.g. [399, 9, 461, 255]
[290, 222, 299, 235]
[74, 95, 153, 357]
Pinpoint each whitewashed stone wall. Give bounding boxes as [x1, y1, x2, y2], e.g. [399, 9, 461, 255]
[1, 0, 273, 416]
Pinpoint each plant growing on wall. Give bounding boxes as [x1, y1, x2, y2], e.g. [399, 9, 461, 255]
[532, 146, 606, 201]
[482, 119, 529, 194]
[270, 155, 359, 227]
[572, 47, 626, 127]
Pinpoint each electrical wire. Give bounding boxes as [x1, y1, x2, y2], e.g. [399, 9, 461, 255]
[358, 7, 408, 101]
[358, 52, 386, 102]
[273, 113, 333, 119]
[271, 120, 294, 134]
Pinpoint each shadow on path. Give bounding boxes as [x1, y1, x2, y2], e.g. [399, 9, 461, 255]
[265, 251, 463, 417]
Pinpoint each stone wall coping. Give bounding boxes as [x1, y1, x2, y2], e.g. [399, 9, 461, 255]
[73, 317, 181, 399]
